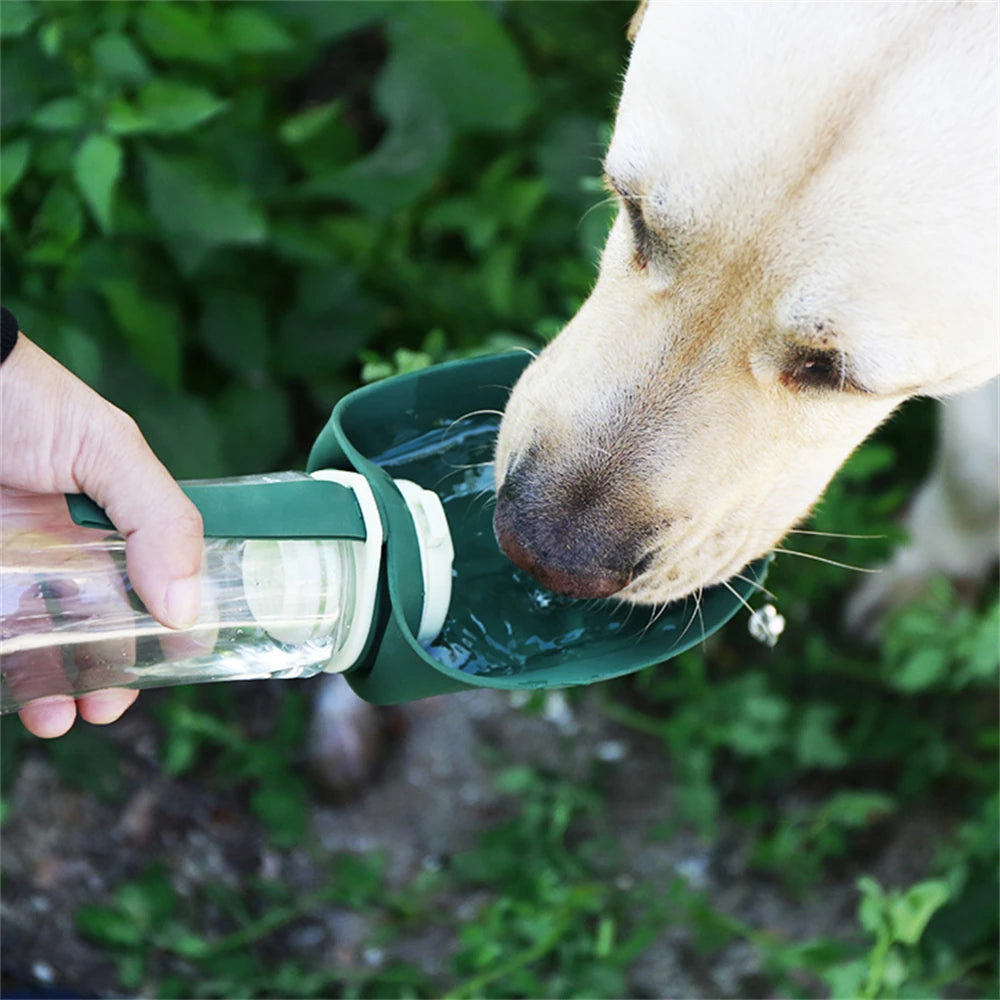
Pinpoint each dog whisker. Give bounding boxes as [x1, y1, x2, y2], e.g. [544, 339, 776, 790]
[508, 345, 539, 361]
[578, 194, 620, 230]
[671, 586, 704, 647]
[446, 460, 495, 471]
[638, 600, 669, 640]
[787, 528, 887, 540]
[731, 572, 779, 603]
[720, 578, 758, 619]
[446, 409, 505, 437]
[694, 587, 707, 649]
[773, 547, 881, 573]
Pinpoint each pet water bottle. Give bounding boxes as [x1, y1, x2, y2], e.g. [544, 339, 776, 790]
[0, 471, 453, 713]
[2, 353, 770, 713]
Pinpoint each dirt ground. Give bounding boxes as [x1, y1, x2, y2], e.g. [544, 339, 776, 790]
[1, 679, 945, 999]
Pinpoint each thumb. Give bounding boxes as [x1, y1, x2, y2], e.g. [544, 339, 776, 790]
[74, 407, 204, 629]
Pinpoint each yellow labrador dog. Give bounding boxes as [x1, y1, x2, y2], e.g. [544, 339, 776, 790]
[494, 2, 999, 621]
[312, 3, 998, 793]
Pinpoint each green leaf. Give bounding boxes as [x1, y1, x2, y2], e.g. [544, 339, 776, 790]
[103, 97, 148, 136]
[199, 291, 269, 374]
[115, 953, 145, 992]
[99, 279, 182, 388]
[128, 393, 227, 479]
[302, 3, 534, 214]
[216, 383, 292, 473]
[136, 4, 228, 65]
[387, 3, 535, 132]
[0, 0, 38, 38]
[795, 703, 848, 769]
[116, 866, 176, 929]
[251, 776, 307, 847]
[276, 267, 374, 377]
[73, 133, 123, 232]
[857, 876, 888, 936]
[962, 601, 1000, 683]
[91, 32, 151, 83]
[825, 958, 870, 1000]
[137, 80, 226, 133]
[142, 150, 267, 250]
[109, 80, 227, 135]
[495, 766, 538, 795]
[822, 791, 895, 830]
[301, 91, 449, 214]
[221, 7, 296, 55]
[26, 183, 85, 264]
[891, 647, 949, 692]
[722, 678, 789, 757]
[162, 930, 211, 959]
[262, 0, 389, 42]
[888, 880, 950, 945]
[1, 137, 32, 199]
[161, 725, 200, 777]
[32, 96, 88, 131]
[279, 100, 342, 146]
[77, 904, 145, 948]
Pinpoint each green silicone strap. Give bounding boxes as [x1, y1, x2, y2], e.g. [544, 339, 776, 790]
[66, 479, 367, 540]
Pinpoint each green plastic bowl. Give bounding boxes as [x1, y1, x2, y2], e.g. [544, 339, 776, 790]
[308, 352, 768, 705]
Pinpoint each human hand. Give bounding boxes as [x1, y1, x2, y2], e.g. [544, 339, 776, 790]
[0, 330, 203, 737]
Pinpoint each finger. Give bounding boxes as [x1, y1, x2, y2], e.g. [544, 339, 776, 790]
[0, 338, 204, 629]
[19, 696, 77, 739]
[76, 688, 139, 725]
[73, 407, 204, 629]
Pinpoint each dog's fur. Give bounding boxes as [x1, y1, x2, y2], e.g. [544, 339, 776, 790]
[493, 2, 999, 610]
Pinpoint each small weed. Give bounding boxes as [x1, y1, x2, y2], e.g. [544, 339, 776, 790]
[76, 854, 434, 999]
[445, 766, 637, 999]
[823, 877, 952, 999]
[152, 684, 312, 847]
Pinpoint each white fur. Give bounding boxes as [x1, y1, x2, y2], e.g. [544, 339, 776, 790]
[495, 2, 999, 607]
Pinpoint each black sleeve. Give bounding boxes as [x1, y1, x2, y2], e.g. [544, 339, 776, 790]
[1, 306, 18, 363]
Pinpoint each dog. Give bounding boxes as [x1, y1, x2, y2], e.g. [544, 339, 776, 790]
[311, 2, 998, 795]
[493, 2, 999, 618]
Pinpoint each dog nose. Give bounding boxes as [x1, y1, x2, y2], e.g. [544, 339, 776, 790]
[493, 464, 647, 600]
[494, 514, 634, 598]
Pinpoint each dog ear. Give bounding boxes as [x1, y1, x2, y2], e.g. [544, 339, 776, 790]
[627, 1, 648, 42]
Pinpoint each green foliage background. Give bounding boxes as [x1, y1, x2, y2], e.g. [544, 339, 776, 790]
[2, 2, 997, 998]
[1, 0, 625, 477]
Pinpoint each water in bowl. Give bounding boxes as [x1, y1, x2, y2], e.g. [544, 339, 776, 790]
[372, 414, 695, 678]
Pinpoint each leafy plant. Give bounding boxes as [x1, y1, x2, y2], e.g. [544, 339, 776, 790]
[152, 684, 311, 848]
[76, 855, 433, 999]
[1, 0, 628, 480]
[823, 877, 951, 1000]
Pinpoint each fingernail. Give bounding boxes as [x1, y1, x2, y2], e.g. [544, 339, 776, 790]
[165, 575, 201, 629]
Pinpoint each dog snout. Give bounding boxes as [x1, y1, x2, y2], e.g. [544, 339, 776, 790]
[493, 458, 653, 600]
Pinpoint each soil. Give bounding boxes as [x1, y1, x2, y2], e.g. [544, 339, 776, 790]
[0, 678, 946, 999]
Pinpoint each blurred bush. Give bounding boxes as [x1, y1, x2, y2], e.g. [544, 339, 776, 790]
[1, 0, 631, 477]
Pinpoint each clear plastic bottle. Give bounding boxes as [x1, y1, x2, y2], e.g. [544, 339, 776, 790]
[0, 472, 453, 713]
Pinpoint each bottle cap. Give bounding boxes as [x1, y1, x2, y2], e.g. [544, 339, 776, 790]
[242, 471, 453, 672]
[393, 479, 455, 643]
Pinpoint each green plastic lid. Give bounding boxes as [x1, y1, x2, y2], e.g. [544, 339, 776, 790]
[307, 352, 769, 705]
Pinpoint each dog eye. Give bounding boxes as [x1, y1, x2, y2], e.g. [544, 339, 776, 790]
[622, 197, 651, 270]
[781, 350, 849, 391]
[605, 173, 653, 271]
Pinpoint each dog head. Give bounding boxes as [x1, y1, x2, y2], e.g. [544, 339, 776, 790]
[494, 4, 998, 604]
